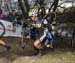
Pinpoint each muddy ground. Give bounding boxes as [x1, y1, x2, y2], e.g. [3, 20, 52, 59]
[0, 37, 75, 63]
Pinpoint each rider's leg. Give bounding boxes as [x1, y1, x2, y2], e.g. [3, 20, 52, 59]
[46, 32, 54, 48]
[33, 44, 39, 55]
[0, 40, 11, 51]
[48, 39, 53, 48]
[34, 39, 44, 56]
[33, 32, 46, 56]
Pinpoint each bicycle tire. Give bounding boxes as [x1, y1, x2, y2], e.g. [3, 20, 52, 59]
[0, 22, 5, 37]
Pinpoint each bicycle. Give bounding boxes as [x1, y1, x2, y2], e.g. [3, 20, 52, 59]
[0, 21, 5, 37]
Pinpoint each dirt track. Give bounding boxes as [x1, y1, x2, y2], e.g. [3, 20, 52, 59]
[0, 37, 75, 63]
[0, 37, 35, 63]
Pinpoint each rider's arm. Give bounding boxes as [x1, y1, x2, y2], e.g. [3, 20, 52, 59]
[42, 19, 49, 34]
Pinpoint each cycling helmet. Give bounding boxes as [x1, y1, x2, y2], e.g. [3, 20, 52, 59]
[29, 8, 38, 17]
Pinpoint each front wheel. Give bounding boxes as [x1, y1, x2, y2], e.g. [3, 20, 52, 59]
[0, 22, 5, 37]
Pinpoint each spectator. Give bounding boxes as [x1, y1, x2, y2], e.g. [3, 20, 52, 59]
[0, 8, 7, 20]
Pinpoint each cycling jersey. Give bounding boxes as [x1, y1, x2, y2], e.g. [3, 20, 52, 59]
[30, 19, 49, 41]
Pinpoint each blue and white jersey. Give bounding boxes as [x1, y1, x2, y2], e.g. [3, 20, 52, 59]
[30, 19, 48, 38]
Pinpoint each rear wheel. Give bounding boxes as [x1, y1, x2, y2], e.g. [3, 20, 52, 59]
[0, 22, 5, 37]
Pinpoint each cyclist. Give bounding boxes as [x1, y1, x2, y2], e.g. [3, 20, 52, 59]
[28, 8, 54, 56]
